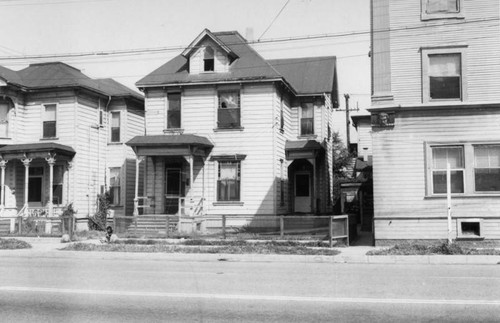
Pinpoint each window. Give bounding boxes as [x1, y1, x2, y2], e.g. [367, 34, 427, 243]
[43, 104, 57, 138]
[52, 165, 64, 205]
[427, 142, 500, 196]
[0, 101, 10, 138]
[422, 47, 466, 103]
[99, 109, 104, 127]
[431, 146, 464, 194]
[109, 167, 121, 205]
[204, 46, 214, 72]
[300, 103, 314, 136]
[218, 91, 240, 128]
[421, 0, 463, 20]
[429, 54, 461, 100]
[110, 112, 120, 142]
[457, 218, 482, 238]
[217, 161, 240, 201]
[280, 95, 284, 133]
[474, 145, 500, 192]
[167, 93, 181, 129]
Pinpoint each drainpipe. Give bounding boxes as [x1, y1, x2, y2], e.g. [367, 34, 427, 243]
[103, 96, 112, 192]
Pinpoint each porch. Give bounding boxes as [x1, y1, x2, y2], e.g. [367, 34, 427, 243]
[0, 143, 75, 233]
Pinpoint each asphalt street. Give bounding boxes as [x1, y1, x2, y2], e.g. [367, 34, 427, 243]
[0, 254, 499, 322]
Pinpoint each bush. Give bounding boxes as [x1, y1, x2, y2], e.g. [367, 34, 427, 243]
[89, 192, 110, 231]
[0, 238, 32, 249]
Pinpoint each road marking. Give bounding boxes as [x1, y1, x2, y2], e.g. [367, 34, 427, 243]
[0, 286, 499, 306]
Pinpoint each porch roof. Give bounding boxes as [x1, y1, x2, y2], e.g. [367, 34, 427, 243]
[285, 140, 324, 160]
[0, 142, 76, 159]
[126, 134, 213, 157]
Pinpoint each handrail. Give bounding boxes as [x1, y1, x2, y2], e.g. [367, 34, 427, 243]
[16, 205, 26, 217]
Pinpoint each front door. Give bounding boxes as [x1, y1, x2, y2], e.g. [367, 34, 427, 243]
[165, 168, 181, 214]
[28, 167, 44, 205]
[294, 172, 311, 213]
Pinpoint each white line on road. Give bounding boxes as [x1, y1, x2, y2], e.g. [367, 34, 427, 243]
[1, 286, 499, 306]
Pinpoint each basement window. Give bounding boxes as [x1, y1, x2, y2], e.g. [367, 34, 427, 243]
[457, 219, 482, 238]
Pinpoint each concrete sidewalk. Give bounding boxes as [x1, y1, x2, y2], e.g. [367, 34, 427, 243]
[1, 237, 500, 265]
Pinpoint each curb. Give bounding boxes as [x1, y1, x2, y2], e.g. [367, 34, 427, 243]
[1, 248, 499, 265]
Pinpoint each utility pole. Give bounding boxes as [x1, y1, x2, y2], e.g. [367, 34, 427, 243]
[344, 94, 350, 153]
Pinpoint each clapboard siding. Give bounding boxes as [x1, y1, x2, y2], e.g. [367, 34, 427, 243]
[388, 0, 500, 105]
[189, 39, 229, 74]
[373, 108, 500, 222]
[144, 89, 166, 135]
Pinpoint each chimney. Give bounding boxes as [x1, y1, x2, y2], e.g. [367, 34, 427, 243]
[245, 27, 254, 42]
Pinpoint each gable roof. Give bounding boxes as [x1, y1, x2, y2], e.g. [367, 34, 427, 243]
[136, 29, 337, 96]
[136, 30, 283, 88]
[181, 28, 235, 58]
[0, 62, 142, 101]
[267, 57, 337, 95]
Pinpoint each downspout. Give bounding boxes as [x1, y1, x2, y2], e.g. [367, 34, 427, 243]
[103, 96, 112, 192]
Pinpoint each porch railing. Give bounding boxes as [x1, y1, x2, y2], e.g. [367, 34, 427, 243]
[179, 196, 204, 217]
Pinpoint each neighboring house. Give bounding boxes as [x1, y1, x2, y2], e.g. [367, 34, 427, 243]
[351, 114, 372, 163]
[128, 29, 338, 230]
[370, 0, 500, 243]
[0, 62, 144, 231]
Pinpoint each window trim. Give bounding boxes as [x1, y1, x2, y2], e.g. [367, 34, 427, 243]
[166, 92, 182, 130]
[41, 103, 58, 139]
[109, 167, 122, 206]
[217, 90, 241, 129]
[457, 218, 483, 239]
[426, 141, 500, 197]
[299, 102, 315, 137]
[0, 100, 12, 139]
[110, 111, 121, 143]
[421, 46, 467, 104]
[421, 0, 464, 21]
[216, 160, 242, 202]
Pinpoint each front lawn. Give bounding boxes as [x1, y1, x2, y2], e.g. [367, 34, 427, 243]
[62, 240, 340, 255]
[0, 238, 32, 249]
[367, 243, 500, 256]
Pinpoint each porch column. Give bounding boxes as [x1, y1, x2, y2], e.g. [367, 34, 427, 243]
[21, 155, 32, 211]
[308, 158, 317, 214]
[187, 155, 194, 217]
[0, 159, 8, 209]
[45, 153, 56, 217]
[66, 160, 73, 205]
[133, 156, 144, 217]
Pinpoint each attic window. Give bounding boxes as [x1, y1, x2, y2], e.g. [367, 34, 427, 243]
[204, 46, 214, 72]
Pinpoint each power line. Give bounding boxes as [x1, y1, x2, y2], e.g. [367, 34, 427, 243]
[0, 15, 496, 62]
[258, 0, 291, 41]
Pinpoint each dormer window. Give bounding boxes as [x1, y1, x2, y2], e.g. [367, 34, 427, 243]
[204, 46, 215, 72]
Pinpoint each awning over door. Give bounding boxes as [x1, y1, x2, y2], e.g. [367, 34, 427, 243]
[0, 142, 76, 160]
[126, 134, 213, 157]
[285, 140, 324, 160]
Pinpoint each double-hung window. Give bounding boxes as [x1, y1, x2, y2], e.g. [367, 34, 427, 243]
[217, 161, 240, 201]
[300, 103, 314, 136]
[422, 47, 467, 103]
[204, 46, 215, 72]
[428, 143, 500, 195]
[431, 146, 465, 194]
[43, 104, 57, 138]
[421, 0, 463, 20]
[474, 145, 500, 192]
[109, 167, 121, 205]
[167, 93, 181, 129]
[110, 112, 120, 143]
[0, 101, 10, 138]
[218, 91, 240, 128]
[52, 165, 64, 205]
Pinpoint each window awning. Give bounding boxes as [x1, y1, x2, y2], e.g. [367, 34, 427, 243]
[126, 134, 213, 157]
[285, 140, 324, 160]
[0, 142, 76, 160]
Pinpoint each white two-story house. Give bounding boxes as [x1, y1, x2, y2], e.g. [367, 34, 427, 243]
[0, 62, 144, 232]
[128, 29, 339, 230]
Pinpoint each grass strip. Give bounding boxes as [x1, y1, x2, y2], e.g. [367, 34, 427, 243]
[62, 241, 340, 255]
[367, 243, 500, 256]
[0, 238, 32, 249]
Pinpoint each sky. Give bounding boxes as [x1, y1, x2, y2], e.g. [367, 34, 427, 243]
[0, 0, 371, 112]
